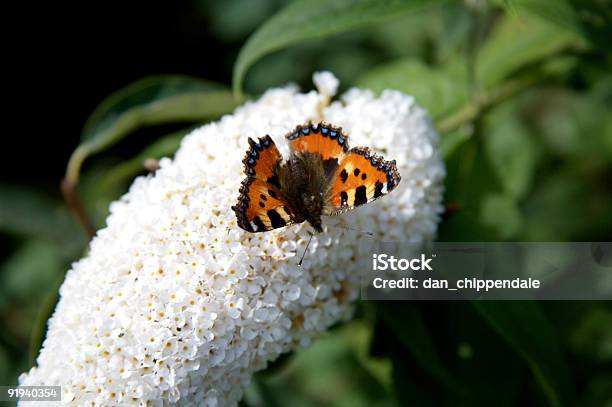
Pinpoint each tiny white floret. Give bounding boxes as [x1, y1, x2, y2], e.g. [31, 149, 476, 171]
[313, 71, 340, 98]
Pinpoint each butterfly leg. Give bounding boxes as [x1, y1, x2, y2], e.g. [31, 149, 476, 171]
[297, 231, 315, 267]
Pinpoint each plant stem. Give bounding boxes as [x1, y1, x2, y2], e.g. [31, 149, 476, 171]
[435, 73, 543, 134]
[65, 144, 89, 186]
[61, 177, 95, 240]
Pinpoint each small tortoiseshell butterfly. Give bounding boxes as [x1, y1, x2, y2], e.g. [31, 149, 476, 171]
[232, 122, 401, 233]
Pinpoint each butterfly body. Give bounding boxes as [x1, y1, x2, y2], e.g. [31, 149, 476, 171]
[232, 122, 401, 233]
[277, 151, 334, 232]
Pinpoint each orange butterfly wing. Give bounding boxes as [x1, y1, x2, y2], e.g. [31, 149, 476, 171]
[241, 135, 282, 184]
[232, 135, 300, 232]
[286, 122, 348, 162]
[233, 178, 298, 232]
[327, 147, 401, 214]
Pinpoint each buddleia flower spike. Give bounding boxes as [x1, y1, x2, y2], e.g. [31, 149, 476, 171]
[19, 72, 444, 406]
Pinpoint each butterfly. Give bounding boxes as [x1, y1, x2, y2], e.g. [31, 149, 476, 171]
[231, 122, 401, 234]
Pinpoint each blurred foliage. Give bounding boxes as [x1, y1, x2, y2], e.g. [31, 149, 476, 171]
[1, 0, 612, 405]
[65, 75, 238, 186]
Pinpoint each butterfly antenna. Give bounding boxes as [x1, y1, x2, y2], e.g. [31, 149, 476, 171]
[298, 232, 314, 267]
[327, 225, 375, 237]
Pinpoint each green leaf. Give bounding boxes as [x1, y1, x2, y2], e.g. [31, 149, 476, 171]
[348, 321, 393, 392]
[390, 349, 438, 406]
[233, 0, 451, 97]
[441, 302, 525, 405]
[67, 76, 239, 184]
[604, 115, 612, 162]
[484, 105, 541, 200]
[480, 193, 524, 239]
[0, 184, 82, 256]
[379, 303, 461, 394]
[502, 0, 612, 52]
[0, 240, 65, 300]
[0, 240, 67, 366]
[522, 170, 612, 240]
[368, 5, 457, 61]
[568, 306, 612, 362]
[108, 126, 188, 175]
[356, 58, 468, 119]
[443, 136, 504, 217]
[440, 125, 473, 158]
[472, 301, 572, 406]
[477, 13, 578, 88]
[534, 79, 612, 159]
[0, 345, 9, 385]
[82, 75, 225, 140]
[253, 321, 393, 406]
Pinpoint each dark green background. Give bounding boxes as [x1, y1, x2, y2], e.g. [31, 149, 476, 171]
[2, 0, 611, 405]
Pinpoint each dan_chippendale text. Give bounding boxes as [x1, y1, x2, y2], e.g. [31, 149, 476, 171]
[368, 252, 541, 294]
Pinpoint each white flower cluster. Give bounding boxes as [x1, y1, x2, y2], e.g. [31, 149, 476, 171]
[19, 72, 445, 406]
